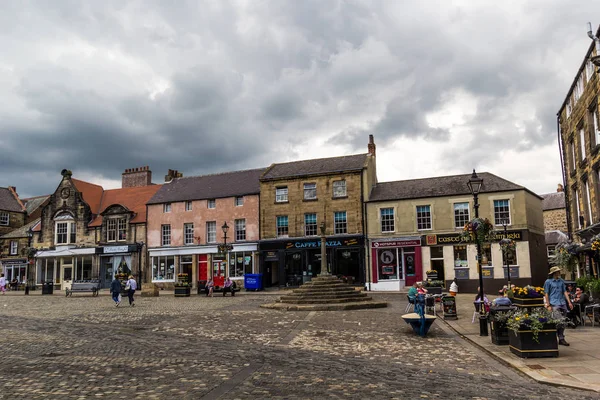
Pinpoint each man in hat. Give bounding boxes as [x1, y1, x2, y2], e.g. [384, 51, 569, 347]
[544, 266, 573, 346]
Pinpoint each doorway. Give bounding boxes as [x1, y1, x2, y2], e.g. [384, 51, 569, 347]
[61, 263, 73, 290]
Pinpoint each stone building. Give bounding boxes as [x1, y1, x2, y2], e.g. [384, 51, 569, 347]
[366, 172, 547, 293]
[32, 167, 161, 290]
[557, 25, 600, 276]
[0, 186, 28, 283]
[259, 136, 377, 288]
[541, 184, 568, 264]
[146, 168, 265, 289]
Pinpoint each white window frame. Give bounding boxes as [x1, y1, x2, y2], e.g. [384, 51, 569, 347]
[185, 201, 193, 211]
[567, 101, 572, 118]
[10, 241, 17, 255]
[493, 199, 511, 226]
[235, 219, 246, 241]
[303, 183, 317, 200]
[276, 187, 288, 203]
[587, 60, 595, 83]
[276, 216, 289, 238]
[580, 126, 587, 161]
[570, 139, 577, 171]
[334, 211, 347, 234]
[453, 202, 470, 228]
[207, 199, 216, 209]
[107, 219, 117, 242]
[592, 108, 600, 147]
[380, 208, 395, 233]
[54, 214, 76, 245]
[575, 75, 584, 102]
[184, 223, 194, 245]
[586, 180, 593, 225]
[575, 189, 582, 230]
[161, 224, 171, 246]
[206, 221, 216, 243]
[163, 203, 172, 213]
[235, 196, 244, 207]
[547, 245, 556, 258]
[416, 205, 432, 231]
[0, 211, 8, 226]
[304, 213, 317, 236]
[333, 180, 347, 198]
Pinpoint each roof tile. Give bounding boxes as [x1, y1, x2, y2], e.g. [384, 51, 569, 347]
[261, 154, 368, 180]
[0, 187, 25, 213]
[541, 192, 565, 211]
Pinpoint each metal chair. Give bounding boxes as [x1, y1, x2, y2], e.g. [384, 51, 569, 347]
[405, 295, 415, 312]
[584, 303, 600, 326]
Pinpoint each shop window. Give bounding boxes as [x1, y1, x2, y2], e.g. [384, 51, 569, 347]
[377, 248, 399, 280]
[180, 255, 193, 280]
[229, 251, 253, 277]
[74, 256, 93, 280]
[333, 180, 347, 198]
[185, 201, 193, 211]
[276, 187, 288, 203]
[184, 223, 194, 245]
[37, 258, 56, 284]
[152, 255, 175, 281]
[304, 183, 317, 200]
[10, 241, 17, 255]
[235, 219, 246, 241]
[206, 221, 216, 243]
[482, 244, 492, 266]
[380, 208, 394, 232]
[277, 216, 288, 237]
[453, 245, 468, 268]
[334, 211, 347, 234]
[305, 213, 317, 236]
[416, 205, 432, 230]
[0, 211, 8, 226]
[207, 199, 216, 209]
[493, 200, 510, 225]
[503, 244, 518, 266]
[454, 202, 470, 228]
[161, 224, 171, 246]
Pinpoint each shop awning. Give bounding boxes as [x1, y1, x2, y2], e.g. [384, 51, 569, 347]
[148, 243, 258, 257]
[36, 247, 97, 258]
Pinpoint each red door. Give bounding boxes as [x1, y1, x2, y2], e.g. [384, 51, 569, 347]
[213, 261, 225, 287]
[198, 254, 208, 281]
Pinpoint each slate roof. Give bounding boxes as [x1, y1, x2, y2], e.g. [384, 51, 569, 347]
[89, 185, 162, 227]
[541, 191, 565, 211]
[147, 168, 266, 205]
[22, 195, 50, 215]
[369, 172, 536, 202]
[0, 218, 40, 239]
[0, 187, 25, 213]
[72, 178, 104, 214]
[545, 230, 568, 245]
[261, 154, 368, 181]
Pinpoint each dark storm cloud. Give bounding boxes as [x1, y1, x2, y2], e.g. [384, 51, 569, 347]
[1, 0, 599, 197]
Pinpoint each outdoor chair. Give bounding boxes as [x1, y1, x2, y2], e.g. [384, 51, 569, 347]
[584, 303, 600, 327]
[405, 295, 415, 313]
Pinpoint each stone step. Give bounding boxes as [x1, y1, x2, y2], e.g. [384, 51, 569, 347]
[260, 301, 388, 311]
[291, 287, 358, 294]
[279, 296, 373, 304]
[280, 293, 368, 301]
[300, 283, 347, 290]
[304, 279, 345, 285]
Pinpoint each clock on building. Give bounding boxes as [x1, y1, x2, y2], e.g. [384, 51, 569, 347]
[60, 188, 70, 199]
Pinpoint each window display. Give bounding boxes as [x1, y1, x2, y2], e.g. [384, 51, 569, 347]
[152, 255, 176, 281]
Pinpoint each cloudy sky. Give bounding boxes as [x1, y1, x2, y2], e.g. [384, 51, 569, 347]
[1, 0, 599, 198]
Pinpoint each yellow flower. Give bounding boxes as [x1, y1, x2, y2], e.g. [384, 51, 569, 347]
[515, 317, 520, 321]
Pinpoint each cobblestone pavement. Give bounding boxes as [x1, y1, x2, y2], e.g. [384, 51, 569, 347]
[0, 292, 597, 399]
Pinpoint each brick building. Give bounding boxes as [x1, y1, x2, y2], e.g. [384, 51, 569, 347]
[541, 184, 568, 266]
[259, 136, 377, 288]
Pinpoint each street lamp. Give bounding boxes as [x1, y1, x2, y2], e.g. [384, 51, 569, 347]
[137, 241, 144, 285]
[218, 222, 233, 257]
[501, 219, 511, 289]
[25, 227, 33, 295]
[319, 222, 329, 276]
[467, 169, 488, 336]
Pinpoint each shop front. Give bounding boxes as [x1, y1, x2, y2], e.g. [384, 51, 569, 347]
[259, 234, 365, 288]
[1, 258, 29, 288]
[35, 246, 97, 291]
[99, 244, 141, 288]
[369, 237, 422, 291]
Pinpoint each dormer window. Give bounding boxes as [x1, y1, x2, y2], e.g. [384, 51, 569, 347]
[107, 218, 127, 242]
[0, 211, 8, 226]
[54, 212, 76, 245]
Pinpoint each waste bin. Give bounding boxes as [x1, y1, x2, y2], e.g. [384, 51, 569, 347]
[197, 280, 207, 295]
[244, 274, 263, 291]
[42, 282, 54, 295]
[489, 305, 517, 345]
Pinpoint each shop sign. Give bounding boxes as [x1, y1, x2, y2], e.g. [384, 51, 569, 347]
[0, 258, 27, 265]
[371, 239, 421, 248]
[482, 267, 494, 279]
[442, 296, 458, 320]
[104, 245, 130, 254]
[503, 266, 520, 279]
[455, 268, 470, 280]
[286, 240, 342, 249]
[264, 251, 278, 261]
[425, 231, 523, 246]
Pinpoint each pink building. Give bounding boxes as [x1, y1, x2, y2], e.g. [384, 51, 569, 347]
[146, 168, 264, 289]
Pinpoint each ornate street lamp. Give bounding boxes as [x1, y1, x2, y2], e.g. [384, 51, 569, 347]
[218, 222, 233, 256]
[25, 227, 33, 295]
[467, 169, 488, 336]
[319, 222, 329, 276]
[501, 219, 511, 289]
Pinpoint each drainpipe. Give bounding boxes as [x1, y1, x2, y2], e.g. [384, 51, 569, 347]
[361, 170, 371, 291]
[558, 115, 573, 240]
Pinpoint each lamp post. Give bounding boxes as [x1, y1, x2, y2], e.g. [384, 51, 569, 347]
[218, 222, 233, 277]
[25, 227, 33, 295]
[502, 219, 511, 289]
[319, 222, 329, 276]
[137, 241, 144, 285]
[467, 169, 488, 336]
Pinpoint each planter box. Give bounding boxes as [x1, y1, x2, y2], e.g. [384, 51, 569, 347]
[508, 324, 558, 358]
[512, 297, 544, 313]
[491, 320, 510, 345]
[426, 273, 438, 280]
[174, 287, 191, 297]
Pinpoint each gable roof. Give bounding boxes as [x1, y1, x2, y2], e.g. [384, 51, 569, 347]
[147, 168, 266, 205]
[261, 154, 368, 181]
[71, 178, 104, 214]
[369, 172, 536, 202]
[545, 230, 568, 245]
[22, 195, 51, 215]
[541, 191, 565, 211]
[88, 184, 162, 227]
[0, 218, 40, 239]
[0, 187, 25, 213]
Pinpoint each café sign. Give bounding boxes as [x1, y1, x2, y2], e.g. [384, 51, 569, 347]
[425, 231, 523, 246]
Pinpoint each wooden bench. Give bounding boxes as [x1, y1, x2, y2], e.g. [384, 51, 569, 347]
[66, 280, 101, 297]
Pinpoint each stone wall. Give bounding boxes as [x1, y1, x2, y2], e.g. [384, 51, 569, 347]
[543, 208, 568, 232]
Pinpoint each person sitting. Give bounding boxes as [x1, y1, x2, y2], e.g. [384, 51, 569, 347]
[474, 287, 490, 313]
[416, 282, 428, 295]
[568, 286, 590, 327]
[223, 277, 236, 297]
[407, 282, 418, 299]
[10, 278, 18, 291]
[206, 278, 214, 297]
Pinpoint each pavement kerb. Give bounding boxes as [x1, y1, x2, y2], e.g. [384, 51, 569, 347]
[438, 309, 600, 394]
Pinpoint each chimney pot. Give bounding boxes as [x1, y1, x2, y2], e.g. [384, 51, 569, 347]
[557, 183, 564, 192]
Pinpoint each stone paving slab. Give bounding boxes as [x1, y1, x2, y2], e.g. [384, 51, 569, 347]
[0, 292, 596, 399]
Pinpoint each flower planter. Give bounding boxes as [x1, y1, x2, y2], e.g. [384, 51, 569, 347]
[426, 272, 438, 280]
[491, 320, 510, 345]
[174, 287, 191, 297]
[508, 324, 558, 358]
[512, 297, 544, 313]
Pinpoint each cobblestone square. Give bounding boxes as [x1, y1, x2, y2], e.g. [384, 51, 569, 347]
[0, 292, 596, 399]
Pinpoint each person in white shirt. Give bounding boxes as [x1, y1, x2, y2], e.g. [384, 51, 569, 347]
[126, 275, 137, 307]
[0, 274, 6, 295]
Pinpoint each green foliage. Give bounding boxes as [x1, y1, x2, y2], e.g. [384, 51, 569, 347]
[550, 242, 580, 274]
[505, 307, 566, 343]
[424, 280, 444, 288]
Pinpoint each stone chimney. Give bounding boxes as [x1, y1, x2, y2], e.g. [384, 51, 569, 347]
[164, 169, 183, 182]
[557, 183, 564, 192]
[368, 134, 376, 157]
[122, 166, 152, 188]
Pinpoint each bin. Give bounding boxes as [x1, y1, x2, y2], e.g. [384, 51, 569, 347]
[490, 305, 517, 345]
[244, 274, 263, 291]
[42, 282, 54, 295]
[197, 280, 207, 295]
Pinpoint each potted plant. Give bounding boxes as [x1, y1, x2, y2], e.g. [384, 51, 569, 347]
[174, 273, 191, 297]
[512, 285, 545, 312]
[461, 218, 494, 243]
[506, 307, 564, 358]
[551, 241, 581, 278]
[425, 270, 438, 280]
[424, 280, 444, 295]
[490, 304, 516, 345]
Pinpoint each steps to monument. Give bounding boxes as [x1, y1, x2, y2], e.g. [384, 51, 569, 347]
[279, 296, 373, 304]
[280, 292, 367, 301]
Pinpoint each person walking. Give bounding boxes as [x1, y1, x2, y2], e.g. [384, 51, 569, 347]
[0, 274, 6, 295]
[125, 275, 137, 307]
[544, 266, 573, 346]
[110, 275, 122, 307]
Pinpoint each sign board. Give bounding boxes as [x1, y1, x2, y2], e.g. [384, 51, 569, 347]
[104, 246, 130, 254]
[264, 251, 278, 262]
[442, 296, 458, 320]
[424, 230, 524, 246]
[482, 267, 494, 279]
[503, 266, 520, 279]
[371, 239, 421, 248]
[455, 268, 469, 280]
